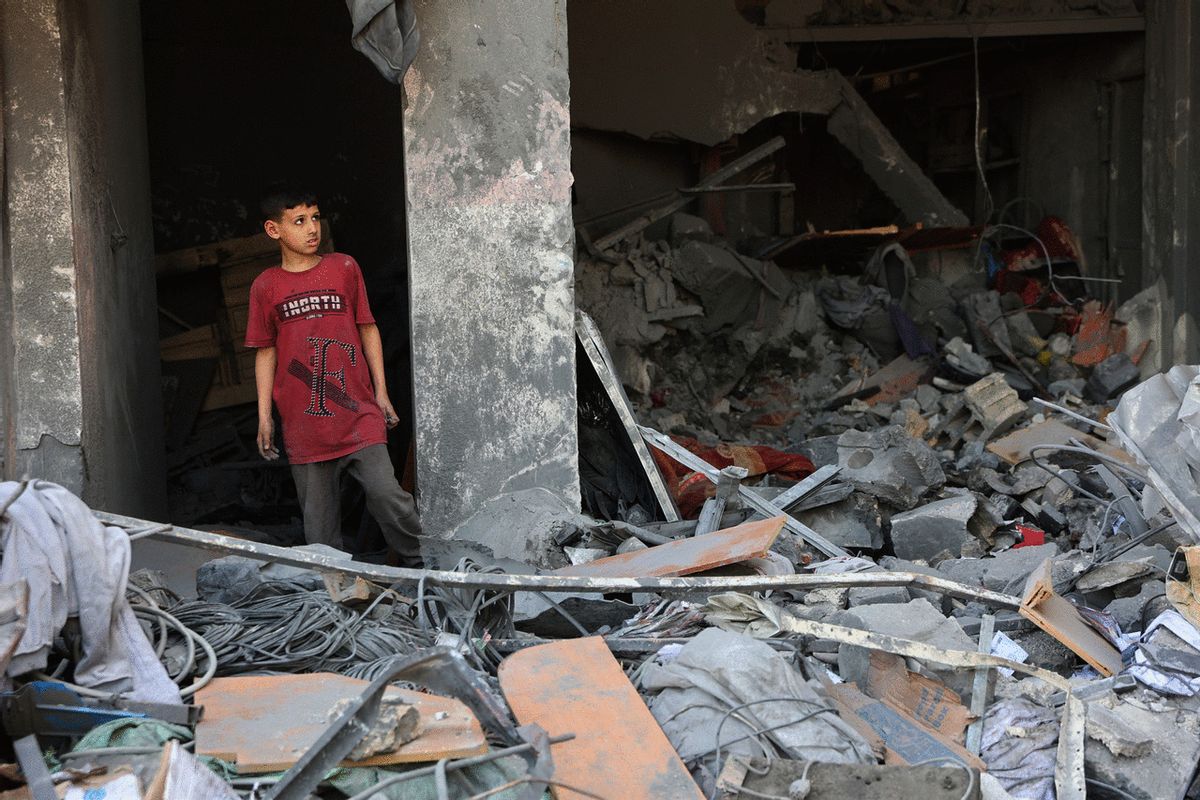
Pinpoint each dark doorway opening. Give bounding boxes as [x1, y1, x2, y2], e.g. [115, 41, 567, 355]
[142, 0, 413, 553]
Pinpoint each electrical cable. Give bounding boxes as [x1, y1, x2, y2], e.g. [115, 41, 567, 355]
[972, 35, 994, 223]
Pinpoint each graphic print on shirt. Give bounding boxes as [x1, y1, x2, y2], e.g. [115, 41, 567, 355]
[287, 336, 361, 417]
[275, 289, 348, 323]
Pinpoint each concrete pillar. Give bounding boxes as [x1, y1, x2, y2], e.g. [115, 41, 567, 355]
[1, 0, 166, 516]
[1144, 0, 1200, 366]
[403, 0, 580, 534]
[1, 0, 88, 492]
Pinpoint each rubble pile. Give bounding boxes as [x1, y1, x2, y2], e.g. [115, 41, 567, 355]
[4, 215, 1200, 798]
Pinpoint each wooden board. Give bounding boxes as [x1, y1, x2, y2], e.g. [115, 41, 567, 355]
[194, 673, 487, 773]
[499, 637, 703, 800]
[551, 516, 785, 578]
[1019, 559, 1123, 676]
[986, 418, 1132, 466]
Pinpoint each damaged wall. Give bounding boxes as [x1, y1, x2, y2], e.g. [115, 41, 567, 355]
[0, 0, 165, 516]
[1143, 0, 1200, 367]
[568, 0, 966, 227]
[403, 0, 580, 534]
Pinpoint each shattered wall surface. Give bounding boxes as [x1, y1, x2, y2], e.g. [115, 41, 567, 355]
[568, 0, 965, 227]
[0, 0, 166, 515]
[1144, 0, 1200, 366]
[569, 0, 839, 146]
[403, 0, 580, 535]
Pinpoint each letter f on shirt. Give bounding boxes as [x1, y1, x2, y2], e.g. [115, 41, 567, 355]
[305, 336, 357, 417]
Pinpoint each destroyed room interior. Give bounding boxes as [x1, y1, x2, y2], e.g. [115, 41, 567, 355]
[5, 0, 1200, 798]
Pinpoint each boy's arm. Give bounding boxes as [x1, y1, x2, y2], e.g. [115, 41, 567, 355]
[255, 347, 280, 459]
[358, 323, 398, 429]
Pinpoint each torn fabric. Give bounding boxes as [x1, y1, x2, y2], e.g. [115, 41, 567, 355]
[0, 480, 180, 703]
[346, 0, 420, 85]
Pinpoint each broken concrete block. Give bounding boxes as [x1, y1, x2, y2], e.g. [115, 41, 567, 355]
[1104, 581, 1166, 633]
[668, 212, 712, 246]
[794, 492, 883, 549]
[1084, 699, 1200, 800]
[832, 598, 976, 694]
[837, 425, 946, 508]
[915, 384, 942, 413]
[1085, 352, 1141, 402]
[327, 695, 420, 760]
[889, 494, 980, 562]
[847, 585, 911, 607]
[1085, 701, 1153, 758]
[963, 372, 1027, 434]
[937, 544, 1059, 593]
[450, 488, 595, 569]
[944, 336, 993, 379]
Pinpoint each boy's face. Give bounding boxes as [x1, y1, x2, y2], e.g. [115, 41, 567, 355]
[264, 204, 321, 256]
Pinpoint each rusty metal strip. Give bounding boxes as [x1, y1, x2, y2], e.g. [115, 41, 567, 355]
[553, 516, 784, 578]
[640, 426, 850, 559]
[97, 510, 1020, 606]
[769, 609, 1070, 691]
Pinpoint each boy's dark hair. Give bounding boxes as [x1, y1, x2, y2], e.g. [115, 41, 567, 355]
[259, 184, 319, 222]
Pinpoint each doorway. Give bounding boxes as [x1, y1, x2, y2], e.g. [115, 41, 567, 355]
[142, 0, 413, 552]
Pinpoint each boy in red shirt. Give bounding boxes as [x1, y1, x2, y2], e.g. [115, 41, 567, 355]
[245, 187, 422, 564]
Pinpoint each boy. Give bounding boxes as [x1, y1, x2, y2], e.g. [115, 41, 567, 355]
[245, 186, 423, 566]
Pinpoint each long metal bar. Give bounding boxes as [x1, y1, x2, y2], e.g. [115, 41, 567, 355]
[965, 614, 995, 755]
[759, 465, 841, 514]
[97, 510, 1020, 606]
[639, 427, 851, 559]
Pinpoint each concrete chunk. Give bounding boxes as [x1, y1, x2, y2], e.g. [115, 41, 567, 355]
[837, 425, 946, 508]
[889, 494, 978, 562]
[963, 372, 1027, 433]
[794, 492, 883, 549]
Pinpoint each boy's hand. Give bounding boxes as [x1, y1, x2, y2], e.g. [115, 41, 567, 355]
[257, 418, 280, 460]
[378, 396, 399, 429]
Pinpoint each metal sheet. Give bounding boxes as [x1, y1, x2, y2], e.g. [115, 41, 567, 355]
[195, 673, 486, 773]
[552, 516, 785, 578]
[498, 637, 704, 800]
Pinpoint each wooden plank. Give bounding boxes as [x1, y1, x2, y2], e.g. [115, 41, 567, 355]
[1018, 559, 1123, 676]
[498, 637, 703, 800]
[194, 673, 486, 773]
[986, 418, 1133, 466]
[551, 516, 785, 578]
[160, 325, 220, 361]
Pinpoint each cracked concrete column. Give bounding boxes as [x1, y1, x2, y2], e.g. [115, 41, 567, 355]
[1, 0, 87, 491]
[1, 0, 166, 515]
[403, 0, 580, 535]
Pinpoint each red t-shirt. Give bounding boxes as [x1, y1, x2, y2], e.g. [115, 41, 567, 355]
[244, 253, 387, 464]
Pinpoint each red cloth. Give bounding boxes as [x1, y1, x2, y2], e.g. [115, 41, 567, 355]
[651, 436, 816, 518]
[1001, 215, 1080, 271]
[245, 253, 387, 464]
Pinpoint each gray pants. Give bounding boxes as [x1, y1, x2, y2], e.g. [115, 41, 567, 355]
[290, 444, 422, 557]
